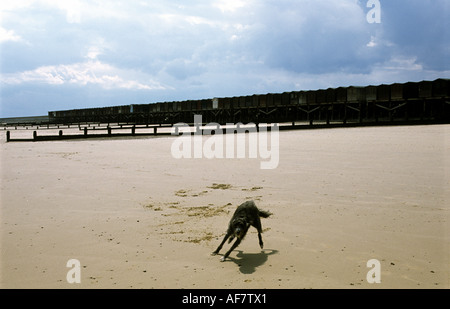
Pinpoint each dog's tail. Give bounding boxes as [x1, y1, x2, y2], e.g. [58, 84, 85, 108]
[258, 209, 272, 218]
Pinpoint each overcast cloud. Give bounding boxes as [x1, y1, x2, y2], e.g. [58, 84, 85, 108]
[1, 0, 449, 117]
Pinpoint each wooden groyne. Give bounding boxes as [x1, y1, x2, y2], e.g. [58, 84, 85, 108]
[5, 119, 447, 142]
[3, 78, 449, 142]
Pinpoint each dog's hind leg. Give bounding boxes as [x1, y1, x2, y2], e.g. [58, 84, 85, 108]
[254, 217, 264, 249]
[258, 232, 264, 249]
[212, 232, 231, 256]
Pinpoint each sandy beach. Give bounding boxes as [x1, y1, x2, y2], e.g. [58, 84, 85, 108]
[1, 124, 449, 289]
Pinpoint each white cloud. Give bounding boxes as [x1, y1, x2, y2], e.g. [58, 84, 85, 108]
[1, 60, 168, 90]
[214, 0, 247, 13]
[366, 36, 377, 48]
[86, 46, 102, 60]
[378, 55, 423, 72]
[0, 27, 24, 43]
[51, 0, 82, 23]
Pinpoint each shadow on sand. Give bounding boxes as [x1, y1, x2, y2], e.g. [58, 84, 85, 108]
[226, 249, 278, 274]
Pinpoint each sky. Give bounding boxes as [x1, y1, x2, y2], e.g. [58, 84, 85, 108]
[0, 0, 449, 117]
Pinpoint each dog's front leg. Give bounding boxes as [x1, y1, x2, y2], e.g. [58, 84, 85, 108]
[221, 238, 241, 262]
[212, 232, 230, 255]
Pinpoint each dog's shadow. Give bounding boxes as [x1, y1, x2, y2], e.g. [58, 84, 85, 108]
[225, 249, 278, 274]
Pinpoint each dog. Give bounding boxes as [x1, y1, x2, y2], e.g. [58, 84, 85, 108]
[212, 200, 271, 262]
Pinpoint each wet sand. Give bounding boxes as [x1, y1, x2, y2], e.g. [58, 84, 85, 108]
[1, 124, 449, 288]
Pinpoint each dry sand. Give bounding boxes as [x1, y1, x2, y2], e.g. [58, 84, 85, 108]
[1, 124, 449, 289]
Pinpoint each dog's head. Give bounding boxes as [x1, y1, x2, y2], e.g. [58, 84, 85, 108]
[231, 217, 248, 240]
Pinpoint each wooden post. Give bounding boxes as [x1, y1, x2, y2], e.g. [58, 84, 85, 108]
[33, 131, 37, 141]
[326, 108, 330, 125]
[6, 131, 10, 142]
[84, 127, 88, 136]
[389, 101, 393, 122]
[59, 130, 63, 138]
[107, 126, 111, 136]
[374, 104, 378, 123]
[132, 125, 135, 135]
[404, 100, 409, 121]
[359, 102, 363, 123]
[343, 104, 347, 124]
